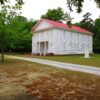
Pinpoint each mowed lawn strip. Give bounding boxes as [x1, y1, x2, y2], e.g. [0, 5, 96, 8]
[26, 54, 100, 67]
[0, 58, 100, 99]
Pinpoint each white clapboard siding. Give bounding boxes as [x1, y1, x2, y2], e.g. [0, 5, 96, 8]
[32, 20, 93, 55]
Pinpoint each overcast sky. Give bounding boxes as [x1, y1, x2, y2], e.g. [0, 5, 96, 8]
[21, 0, 100, 23]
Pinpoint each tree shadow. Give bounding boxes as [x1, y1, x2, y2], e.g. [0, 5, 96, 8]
[0, 92, 38, 100]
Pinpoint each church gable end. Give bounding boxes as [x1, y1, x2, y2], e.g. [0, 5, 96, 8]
[34, 20, 53, 31]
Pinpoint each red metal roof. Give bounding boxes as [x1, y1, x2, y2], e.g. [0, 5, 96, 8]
[32, 18, 93, 35]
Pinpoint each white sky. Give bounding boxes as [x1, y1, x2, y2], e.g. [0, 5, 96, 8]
[21, 0, 100, 23]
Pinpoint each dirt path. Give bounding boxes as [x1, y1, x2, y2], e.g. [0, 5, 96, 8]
[0, 70, 52, 100]
[0, 71, 40, 100]
[8, 55, 100, 76]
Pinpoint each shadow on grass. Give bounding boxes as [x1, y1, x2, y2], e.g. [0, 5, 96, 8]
[0, 92, 37, 100]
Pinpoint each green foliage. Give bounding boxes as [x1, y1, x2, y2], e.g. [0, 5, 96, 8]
[74, 12, 94, 32]
[7, 16, 37, 53]
[0, 1, 23, 62]
[0, 0, 24, 5]
[41, 7, 73, 28]
[41, 7, 65, 22]
[74, 22, 94, 33]
[67, 21, 72, 28]
[93, 18, 100, 53]
[0, 0, 7, 4]
[66, 0, 100, 13]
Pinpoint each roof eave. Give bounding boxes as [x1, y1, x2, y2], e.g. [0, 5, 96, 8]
[32, 26, 55, 33]
[53, 27, 93, 35]
[32, 25, 93, 35]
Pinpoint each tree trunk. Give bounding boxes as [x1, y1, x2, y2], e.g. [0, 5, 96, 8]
[1, 48, 4, 62]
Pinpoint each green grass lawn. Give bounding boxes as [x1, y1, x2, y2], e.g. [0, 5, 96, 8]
[30, 54, 100, 67]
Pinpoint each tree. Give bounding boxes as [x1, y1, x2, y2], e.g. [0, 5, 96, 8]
[0, 2, 23, 62]
[81, 13, 94, 23]
[7, 16, 37, 53]
[41, 7, 73, 27]
[0, 0, 24, 5]
[41, 7, 66, 22]
[93, 18, 100, 53]
[66, 0, 100, 13]
[74, 13, 94, 32]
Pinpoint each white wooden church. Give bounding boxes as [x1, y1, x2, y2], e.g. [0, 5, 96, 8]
[31, 19, 93, 56]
